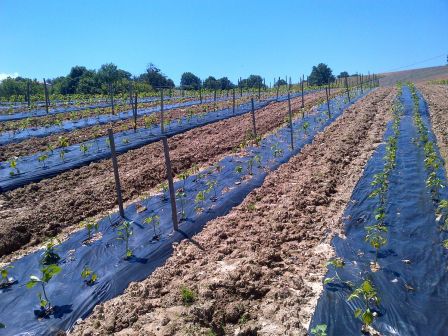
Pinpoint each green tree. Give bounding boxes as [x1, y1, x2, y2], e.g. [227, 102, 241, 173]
[338, 71, 349, 78]
[203, 76, 220, 90]
[180, 72, 201, 90]
[308, 63, 335, 86]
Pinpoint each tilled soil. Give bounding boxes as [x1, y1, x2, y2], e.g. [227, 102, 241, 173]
[0, 91, 334, 257]
[0, 95, 255, 160]
[418, 84, 448, 170]
[68, 88, 395, 336]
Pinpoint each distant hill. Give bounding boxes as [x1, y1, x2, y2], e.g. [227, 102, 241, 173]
[379, 65, 448, 86]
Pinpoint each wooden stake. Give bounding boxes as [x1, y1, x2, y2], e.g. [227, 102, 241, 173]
[326, 80, 331, 118]
[344, 77, 351, 102]
[160, 89, 165, 133]
[232, 88, 236, 114]
[287, 92, 294, 150]
[161, 136, 178, 231]
[43, 78, 49, 114]
[27, 80, 31, 108]
[301, 75, 304, 108]
[251, 98, 257, 138]
[108, 129, 125, 218]
[133, 92, 138, 132]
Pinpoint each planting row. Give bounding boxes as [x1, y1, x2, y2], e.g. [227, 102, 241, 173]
[0, 90, 323, 191]
[310, 83, 448, 335]
[66, 87, 394, 335]
[0, 85, 371, 335]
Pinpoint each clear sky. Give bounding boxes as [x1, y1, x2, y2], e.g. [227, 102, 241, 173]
[1, 0, 447, 85]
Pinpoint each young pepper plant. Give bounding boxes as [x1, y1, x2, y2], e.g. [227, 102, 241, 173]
[347, 279, 380, 334]
[117, 220, 133, 259]
[26, 264, 62, 316]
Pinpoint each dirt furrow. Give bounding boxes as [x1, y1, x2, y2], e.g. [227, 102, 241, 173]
[69, 87, 395, 336]
[417, 84, 448, 170]
[0, 90, 333, 257]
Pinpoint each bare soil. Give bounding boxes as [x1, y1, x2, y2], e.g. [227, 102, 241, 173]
[68, 88, 395, 336]
[0, 90, 334, 257]
[418, 84, 448, 169]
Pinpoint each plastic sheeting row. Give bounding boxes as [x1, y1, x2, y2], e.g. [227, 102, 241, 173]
[310, 86, 448, 335]
[0, 89, 371, 336]
[0, 91, 311, 191]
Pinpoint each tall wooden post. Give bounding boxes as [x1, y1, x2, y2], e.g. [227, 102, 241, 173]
[199, 87, 202, 104]
[301, 75, 304, 108]
[232, 88, 236, 114]
[160, 89, 165, 133]
[287, 92, 294, 150]
[326, 80, 331, 118]
[161, 137, 178, 231]
[27, 80, 31, 108]
[43, 78, 49, 114]
[250, 98, 257, 138]
[108, 129, 125, 218]
[344, 77, 351, 102]
[133, 92, 138, 132]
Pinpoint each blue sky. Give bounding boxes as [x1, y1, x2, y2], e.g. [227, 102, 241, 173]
[1, 0, 447, 85]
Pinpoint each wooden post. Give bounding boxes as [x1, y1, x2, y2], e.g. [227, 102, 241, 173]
[240, 83, 243, 97]
[360, 74, 363, 94]
[287, 92, 294, 150]
[250, 98, 257, 138]
[161, 136, 178, 231]
[108, 129, 125, 218]
[301, 75, 304, 108]
[344, 77, 351, 102]
[213, 89, 217, 111]
[27, 80, 31, 108]
[43, 78, 49, 114]
[133, 92, 138, 132]
[326, 80, 331, 118]
[276, 77, 280, 100]
[258, 83, 261, 100]
[199, 87, 202, 104]
[108, 83, 115, 114]
[160, 89, 165, 133]
[232, 88, 236, 114]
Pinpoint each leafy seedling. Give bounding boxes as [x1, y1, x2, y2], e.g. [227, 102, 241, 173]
[324, 258, 352, 287]
[81, 265, 98, 285]
[348, 279, 380, 334]
[176, 189, 187, 220]
[144, 215, 161, 240]
[41, 238, 61, 265]
[8, 157, 19, 176]
[79, 143, 91, 155]
[310, 324, 327, 336]
[235, 165, 243, 174]
[81, 218, 99, 244]
[117, 220, 133, 259]
[206, 179, 218, 202]
[0, 265, 14, 288]
[26, 264, 62, 316]
[194, 190, 206, 213]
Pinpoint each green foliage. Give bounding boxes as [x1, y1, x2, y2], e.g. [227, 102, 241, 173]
[144, 214, 161, 238]
[308, 63, 335, 86]
[81, 218, 99, 242]
[81, 265, 98, 285]
[348, 279, 380, 330]
[180, 72, 201, 90]
[26, 264, 62, 312]
[180, 286, 196, 306]
[41, 238, 61, 265]
[0, 265, 13, 286]
[117, 220, 134, 259]
[310, 324, 327, 336]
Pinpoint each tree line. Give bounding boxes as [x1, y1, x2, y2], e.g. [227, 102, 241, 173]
[0, 62, 350, 99]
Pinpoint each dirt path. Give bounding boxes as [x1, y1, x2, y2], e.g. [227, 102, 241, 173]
[418, 84, 448, 171]
[0, 91, 335, 257]
[68, 88, 395, 336]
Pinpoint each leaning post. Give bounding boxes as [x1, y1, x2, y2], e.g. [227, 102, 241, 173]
[108, 129, 125, 218]
[161, 136, 179, 231]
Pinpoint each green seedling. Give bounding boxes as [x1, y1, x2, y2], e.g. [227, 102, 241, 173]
[144, 215, 161, 239]
[206, 179, 218, 201]
[81, 265, 98, 285]
[59, 149, 66, 162]
[178, 171, 190, 189]
[270, 144, 283, 158]
[79, 143, 91, 155]
[235, 165, 243, 174]
[180, 286, 196, 306]
[81, 218, 99, 243]
[159, 182, 169, 201]
[310, 324, 327, 336]
[38, 153, 49, 167]
[26, 264, 61, 315]
[0, 265, 14, 288]
[302, 121, 310, 135]
[41, 238, 61, 265]
[117, 220, 134, 259]
[443, 239, 448, 249]
[347, 279, 380, 333]
[58, 136, 69, 148]
[47, 143, 55, 154]
[8, 157, 19, 176]
[324, 258, 352, 287]
[194, 190, 206, 213]
[176, 189, 187, 220]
